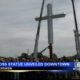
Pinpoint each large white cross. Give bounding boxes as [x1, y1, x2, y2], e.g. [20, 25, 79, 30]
[34, 3, 66, 60]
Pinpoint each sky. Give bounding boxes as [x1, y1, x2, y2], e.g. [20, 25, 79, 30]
[0, 0, 80, 57]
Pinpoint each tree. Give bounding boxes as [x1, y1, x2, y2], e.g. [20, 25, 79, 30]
[19, 53, 29, 59]
[37, 52, 43, 58]
[51, 53, 58, 59]
[30, 52, 43, 59]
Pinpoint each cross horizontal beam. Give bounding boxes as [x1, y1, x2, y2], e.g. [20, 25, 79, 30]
[35, 13, 66, 21]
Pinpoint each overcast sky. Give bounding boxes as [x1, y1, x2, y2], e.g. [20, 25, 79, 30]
[0, 0, 80, 57]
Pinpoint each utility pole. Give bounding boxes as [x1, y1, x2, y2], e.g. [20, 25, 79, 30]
[71, 0, 80, 57]
[35, 3, 66, 59]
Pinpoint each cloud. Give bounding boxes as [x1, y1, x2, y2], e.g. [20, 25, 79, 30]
[0, 0, 79, 57]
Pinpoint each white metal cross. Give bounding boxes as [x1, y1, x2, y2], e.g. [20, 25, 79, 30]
[34, 3, 66, 60]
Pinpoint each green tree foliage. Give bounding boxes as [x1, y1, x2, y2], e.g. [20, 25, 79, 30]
[19, 53, 29, 59]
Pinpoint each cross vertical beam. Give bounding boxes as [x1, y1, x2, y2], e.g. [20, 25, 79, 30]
[47, 4, 53, 59]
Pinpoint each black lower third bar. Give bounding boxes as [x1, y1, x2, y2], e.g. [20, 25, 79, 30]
[12, 67, 72, 70]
